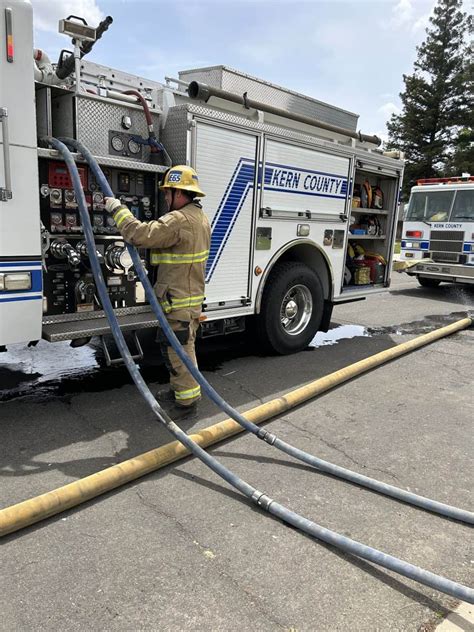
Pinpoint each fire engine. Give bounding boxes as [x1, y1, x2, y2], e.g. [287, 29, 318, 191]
[400, 176, 474, 287]
[0, 1, 404, 358]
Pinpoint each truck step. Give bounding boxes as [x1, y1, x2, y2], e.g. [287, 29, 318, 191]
[42, 310, 158, 342]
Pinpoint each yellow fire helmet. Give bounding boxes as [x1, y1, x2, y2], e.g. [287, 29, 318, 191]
[159, 165, 206, 197]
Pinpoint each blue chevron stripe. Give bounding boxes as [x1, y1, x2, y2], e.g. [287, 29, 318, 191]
[206, 159, 255, 281]
[205, 158, 348, 282]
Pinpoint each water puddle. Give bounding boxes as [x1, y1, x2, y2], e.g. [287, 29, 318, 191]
[0, 340, 169, 403]
[0, 341, 98, 401]
[310, 325, 370, 347]
[1, 311, 470, 402]
[368, 311, 472, 336]
[0, 333, 256, 403]
[1, 340, 98, 384]
[309, 311, 472, 348]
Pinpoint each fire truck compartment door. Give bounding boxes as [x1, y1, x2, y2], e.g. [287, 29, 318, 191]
[195, 121, 258, 307]
[262, 139, 350, 218]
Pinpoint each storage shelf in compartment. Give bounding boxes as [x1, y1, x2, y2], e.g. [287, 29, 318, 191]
[351, 208, 389, 215]
[349, 234, 387, 240]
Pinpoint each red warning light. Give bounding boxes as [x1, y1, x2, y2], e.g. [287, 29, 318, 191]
[7, 35, 13, 62]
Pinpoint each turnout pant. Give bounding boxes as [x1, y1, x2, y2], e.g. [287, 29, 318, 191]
[158, 318, 201, 406]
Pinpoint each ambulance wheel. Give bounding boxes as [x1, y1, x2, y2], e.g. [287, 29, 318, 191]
[257, 261, 324, 354]
[417, 276, 441, 288]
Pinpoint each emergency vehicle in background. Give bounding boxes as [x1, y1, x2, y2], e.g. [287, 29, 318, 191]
[0, 1, 404, 359]
[400, 176, 474, 287]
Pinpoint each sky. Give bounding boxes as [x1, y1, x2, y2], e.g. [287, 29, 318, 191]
[30, 0, 446, 142]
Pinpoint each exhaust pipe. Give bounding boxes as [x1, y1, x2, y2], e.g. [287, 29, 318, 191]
[188, 81, 382, 146]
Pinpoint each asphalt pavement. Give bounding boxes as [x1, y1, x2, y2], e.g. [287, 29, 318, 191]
[1, 274, 473, 631]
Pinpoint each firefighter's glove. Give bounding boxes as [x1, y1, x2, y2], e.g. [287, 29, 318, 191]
[104, 197, 122, 214]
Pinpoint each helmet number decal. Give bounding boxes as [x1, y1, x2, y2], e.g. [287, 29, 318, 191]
[168, 171, 182, 183]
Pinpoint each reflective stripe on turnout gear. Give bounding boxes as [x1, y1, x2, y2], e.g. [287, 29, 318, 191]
[150, 249, 209, 265]
[160, 294, 205, 313]
[114, 201, 211, 320]
[175, 385, 201, 401]
[113, 207, 134, 228]
[159, 318, 201, 404]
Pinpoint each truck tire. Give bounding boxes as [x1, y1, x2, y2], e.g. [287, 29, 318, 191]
[417, 276, 441, 288]
[257, 261, 324, 354]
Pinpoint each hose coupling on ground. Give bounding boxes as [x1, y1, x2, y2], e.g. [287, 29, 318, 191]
[256, 428, 277, 445]
[251, 490, 274, 511]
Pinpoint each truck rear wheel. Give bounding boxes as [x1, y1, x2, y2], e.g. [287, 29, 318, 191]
[417, 276, 441, 288]
[257, 262, 324, 354]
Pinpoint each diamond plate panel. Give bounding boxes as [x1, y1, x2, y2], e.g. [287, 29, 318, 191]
[179, 66, 358, 131]
[42, 309, 158, 341]
[167, 103, 345, 156]
[160, 107, 190, 165]
[163, 104, 402, 173]
[42, 304, 153, 325]
[77, 97, 154, 161]
[179, 67, 223, 89]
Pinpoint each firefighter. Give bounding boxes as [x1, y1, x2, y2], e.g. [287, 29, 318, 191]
[104, 165, 210, 418]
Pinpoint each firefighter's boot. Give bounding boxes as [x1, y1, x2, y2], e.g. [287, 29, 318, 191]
[155, 388, 175, 404]
[169, 399, 199, 421]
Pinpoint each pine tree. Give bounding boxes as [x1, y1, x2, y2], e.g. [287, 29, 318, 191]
[445, 46, 474, 175]
[387, 0, 473, 197]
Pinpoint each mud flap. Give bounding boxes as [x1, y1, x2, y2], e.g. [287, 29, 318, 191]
[319, 300, 334, 333]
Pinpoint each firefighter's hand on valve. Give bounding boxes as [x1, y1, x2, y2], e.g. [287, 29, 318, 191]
[104, 197, 122, 214]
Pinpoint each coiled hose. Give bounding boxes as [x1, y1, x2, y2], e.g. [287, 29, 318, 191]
[44, 137, 474, 604]
[60, 137, 474, 527]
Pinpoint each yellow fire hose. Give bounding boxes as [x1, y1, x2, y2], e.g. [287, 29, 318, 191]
[393, 258, 433, 272]
[0, 316, 471, 537]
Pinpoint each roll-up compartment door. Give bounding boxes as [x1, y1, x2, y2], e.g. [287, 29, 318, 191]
[262, 139, 350, 218]
[195, 122, 258, 307]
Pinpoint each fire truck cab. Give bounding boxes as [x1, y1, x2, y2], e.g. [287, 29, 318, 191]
[401, 176, 474, 288]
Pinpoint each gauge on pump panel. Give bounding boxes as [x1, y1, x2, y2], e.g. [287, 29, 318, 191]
[127, 139, 140, 155]
[111, 135, 124, 152]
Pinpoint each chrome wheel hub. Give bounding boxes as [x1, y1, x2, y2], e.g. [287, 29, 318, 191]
[280, 284, 313, 336]
[285, 300, 298, 319]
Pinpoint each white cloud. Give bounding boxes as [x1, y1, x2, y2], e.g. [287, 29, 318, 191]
[385, 0, 434, 33]
[390, 0, 414, 28]
[379, 102, 402, 118]
[32, 0, 105, 34]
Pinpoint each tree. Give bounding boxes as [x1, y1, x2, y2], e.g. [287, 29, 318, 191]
[387, 0, 473, 197]
[445, 47, 474, 175]
[445, 127, 474, 174]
